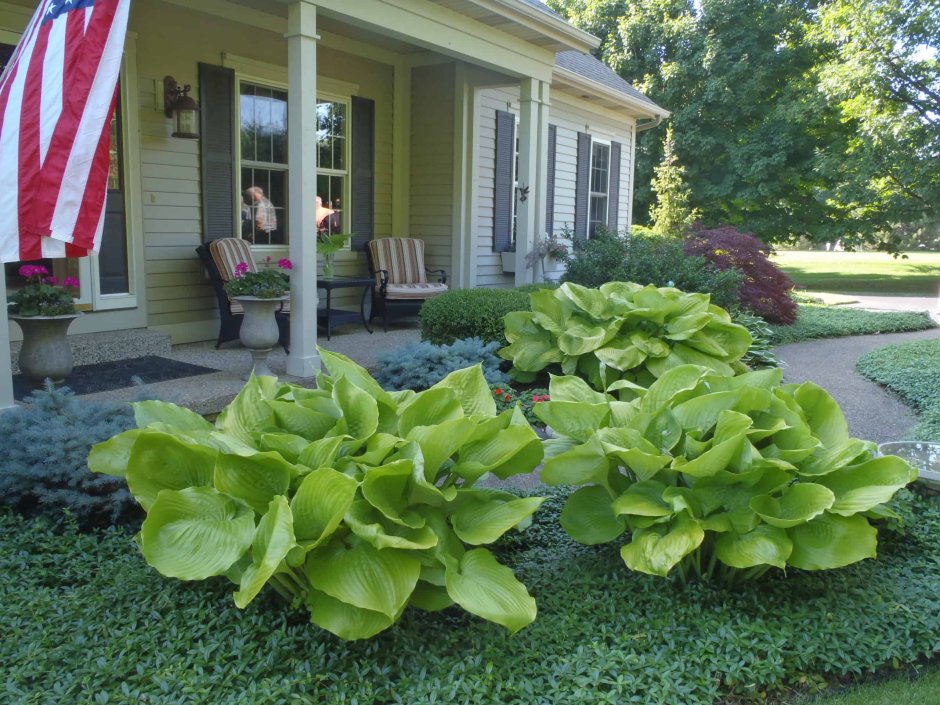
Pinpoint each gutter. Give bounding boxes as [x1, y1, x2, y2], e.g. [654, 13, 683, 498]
[635, 115, 665, 132]
[553, 66, 669, 119]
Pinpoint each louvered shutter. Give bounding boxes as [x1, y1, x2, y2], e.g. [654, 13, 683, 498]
[350, 96, 375, 251]
[199, 63, 236, 242]
[607, 141, 621, 232]
[546, 124, 556, 236]
[574, 131, 591, 239]
[493, 109, 515, 253]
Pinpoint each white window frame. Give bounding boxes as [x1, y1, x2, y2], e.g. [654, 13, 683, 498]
[588, 138, 611, 238]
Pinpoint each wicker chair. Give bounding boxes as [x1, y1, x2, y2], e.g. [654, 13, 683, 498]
[195, 238, 290, 353]
[366, 238, 448, 332]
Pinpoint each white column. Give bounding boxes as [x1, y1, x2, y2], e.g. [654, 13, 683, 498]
[392, 58, 411, 236]
[515, 77, 549, 286]
[285, 1, 320, 378]
[0, 277, 14, 410]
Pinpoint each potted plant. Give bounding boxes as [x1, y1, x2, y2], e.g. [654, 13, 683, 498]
[224, 258, 292, 378]
[8, 265, 81, 384]
[317, 232, 351, 279]
[525, 229, 571, 281]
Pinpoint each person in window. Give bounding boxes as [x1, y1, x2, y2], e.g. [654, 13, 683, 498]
[245, 186, 277, 235]
[316, 196, 341, 235]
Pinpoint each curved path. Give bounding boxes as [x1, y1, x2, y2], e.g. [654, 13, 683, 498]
[776, 327, 940, 444]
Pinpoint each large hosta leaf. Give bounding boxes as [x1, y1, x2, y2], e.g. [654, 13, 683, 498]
[750, 483, 835, 529]
[451, 494, 544, 545]
[332, 376, 380, 440]
[139, 487, 255, 580]
[560, 485, 626, 545]
[88, 429, 142, 478]
[444, 548, 536, 633]
[534, 400, 610, 443]
[397, 388, 463, 438]
[361, 460, 425, 528]
[541, 436, 609, 486]
[791, 382, 849, 447]
[235, 496, 296, 608]
[307, 538, 420, 618]
[268, 400, 338, 439]
[126, 431, 217, 511]
[307, 588, 394, 641]
[620, 514, 705, 577]
[611, 481, 672, 518]
[344, 500, 439, 550]
[817, 456, 916, 516]
[213, 451, 294, 514]
[715, 524, 793, 569]
[291, 468, 358, 545]
[216, 374, 276, 446]
[134, 401, 213, 432]
[430, 364, 496, 417]
[788, 514, 877, 570]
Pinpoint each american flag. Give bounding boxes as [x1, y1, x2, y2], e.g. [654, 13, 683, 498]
[0, 0, 131, 263]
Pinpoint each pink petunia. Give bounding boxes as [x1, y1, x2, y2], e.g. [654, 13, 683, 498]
[234, 261, 250, 277]
[278, 258, 293, 270]
[45, 276, 59, 286]
[63, 277, 80, 289]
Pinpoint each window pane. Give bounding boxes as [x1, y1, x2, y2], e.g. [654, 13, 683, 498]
[270, 89, 288, 164]
[332, 136, 345, 172]
[591, 143, 610, 194]
[240, 89, 256, 161]
[256, 89, 273, 163]
[242, 167, 287, 246]
[316, 174, 344, 235]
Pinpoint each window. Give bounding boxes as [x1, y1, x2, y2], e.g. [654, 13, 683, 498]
[316, 99, 347, 237]
[589, 141, 610, 237]
[239, 82, 288, 245]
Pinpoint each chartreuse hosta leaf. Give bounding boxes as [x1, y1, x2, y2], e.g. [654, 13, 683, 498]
[90, 351, 544, 639]
[500, 282, 751, 392]
[543, 363, 916, 585]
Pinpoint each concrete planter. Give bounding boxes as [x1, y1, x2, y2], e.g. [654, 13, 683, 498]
[234, 296, 287, 379]
[879, 441, 940, 500]
[500, 251, 516, 273]
[10, 313, 80, 384]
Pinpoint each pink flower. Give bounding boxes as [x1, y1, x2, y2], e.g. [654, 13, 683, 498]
[532, 395, 541, 403]
[45, 276, 59, 286]
[264, 255, 272, 264]
[278, 258, 293, 270]
[63, 277, 80, 289]
[233, 261, 250, 277]
[18, 264, 49, 278]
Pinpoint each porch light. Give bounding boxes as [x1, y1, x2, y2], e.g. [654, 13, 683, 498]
[163, 76, 200, 139]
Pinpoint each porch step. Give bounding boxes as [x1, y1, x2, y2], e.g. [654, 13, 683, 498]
[10, 328, 172, 374]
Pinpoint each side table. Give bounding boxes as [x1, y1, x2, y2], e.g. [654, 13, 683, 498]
[317, 276, 375, 340]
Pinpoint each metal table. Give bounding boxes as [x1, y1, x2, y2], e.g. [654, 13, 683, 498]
[317, 275, 374, 340]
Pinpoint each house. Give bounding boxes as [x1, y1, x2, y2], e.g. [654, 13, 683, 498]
[0, 0, 666, 409]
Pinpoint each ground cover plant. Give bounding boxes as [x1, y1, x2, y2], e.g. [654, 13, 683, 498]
[0, 384, 139, 527]
[768, 304, 936, 345]
[856, 338, 940, 440]
[374, 337, 508, 391]
[2, 488, 938, 704]
[537, 366, 916, 584]
[491, 383, 550, 428]
[771, 251, 940, 296]
[501, 281, 752, 390]
[89, 352, 544, 640]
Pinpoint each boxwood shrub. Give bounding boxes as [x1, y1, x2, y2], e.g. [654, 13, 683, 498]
[420, 287, 532, 344]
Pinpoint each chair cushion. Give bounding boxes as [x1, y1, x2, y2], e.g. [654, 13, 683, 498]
[368, 238, 428, 285]
[384, 283, 448, 300]
[209, 238, 256, 282]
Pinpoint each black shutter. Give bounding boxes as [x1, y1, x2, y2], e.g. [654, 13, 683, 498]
[493, 109, 515, 253]
[607, 141, 621, 232]
[546, 124, 556, 237]
[350, 96, 375, 251]
[199, 63, 235, 242]
[574, 131, 591, 239]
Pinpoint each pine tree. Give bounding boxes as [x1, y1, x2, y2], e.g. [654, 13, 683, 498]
[649, 126, 698, 238]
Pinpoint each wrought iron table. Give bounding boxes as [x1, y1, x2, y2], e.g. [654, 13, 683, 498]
[317, 276, 374, 340]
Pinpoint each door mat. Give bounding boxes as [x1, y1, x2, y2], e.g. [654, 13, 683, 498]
[13, 355, 220, 401]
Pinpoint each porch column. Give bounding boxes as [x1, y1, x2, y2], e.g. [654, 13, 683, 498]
[392, 58, 411, 236]
[285, 0, 320, 378]
[0, 278, 14, 410]
[514, 78, 550, 285]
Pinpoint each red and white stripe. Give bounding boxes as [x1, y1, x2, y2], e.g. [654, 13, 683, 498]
[0, 0, 130, 263]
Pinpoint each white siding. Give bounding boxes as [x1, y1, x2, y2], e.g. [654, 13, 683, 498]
[473, 88, 637, 288]
[409, 64, 455, 276]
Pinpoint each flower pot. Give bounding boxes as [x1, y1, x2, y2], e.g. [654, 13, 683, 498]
[234, 296, 287, 379]
[500, 251, 516, 273]
[11, 313, 80, 384]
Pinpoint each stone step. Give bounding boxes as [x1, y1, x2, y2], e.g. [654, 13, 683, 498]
[10, 328, 172, 374]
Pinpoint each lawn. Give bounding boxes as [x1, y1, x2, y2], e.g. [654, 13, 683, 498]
[772, 250, 940, 296]
[2, 489, 939, 705]
[794, 667, 940, 705]
[767, 304, 936, 345]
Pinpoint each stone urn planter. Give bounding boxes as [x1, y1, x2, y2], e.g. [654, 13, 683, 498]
[234, 296, 287, 379]
[879, 441, 940, 502]
[10, 313, 81, 384]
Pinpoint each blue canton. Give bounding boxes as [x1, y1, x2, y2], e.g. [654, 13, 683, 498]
[43, 0, 96, 24]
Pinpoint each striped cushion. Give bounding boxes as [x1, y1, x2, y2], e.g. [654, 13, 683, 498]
[209, 238, 256, 282]
[368, 238, 428, 285]
[384, 283, 448, 300]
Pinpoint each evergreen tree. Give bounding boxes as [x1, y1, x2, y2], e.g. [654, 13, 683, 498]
[649, 126, 698, 237]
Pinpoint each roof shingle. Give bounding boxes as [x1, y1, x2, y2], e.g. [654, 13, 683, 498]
[555, 51, 664, 112]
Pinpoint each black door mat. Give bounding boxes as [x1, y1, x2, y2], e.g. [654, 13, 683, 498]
[13, 355, 220, 400]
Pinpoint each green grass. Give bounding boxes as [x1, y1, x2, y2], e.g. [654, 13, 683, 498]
[2, 489, 939, 705]
[772, 250, 940, 296]
[794, 667, 940, 705]
[856, 339, 940, 440]
[768, 304, 936, 344]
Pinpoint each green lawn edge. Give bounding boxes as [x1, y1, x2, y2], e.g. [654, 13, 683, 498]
[768, 304, 936, 345]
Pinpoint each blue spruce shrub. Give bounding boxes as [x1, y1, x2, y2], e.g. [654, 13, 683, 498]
[375, 337, 509, 391]
[0, 385, 140, 527]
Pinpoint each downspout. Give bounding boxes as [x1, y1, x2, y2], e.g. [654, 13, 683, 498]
[635, 114, 664, 132]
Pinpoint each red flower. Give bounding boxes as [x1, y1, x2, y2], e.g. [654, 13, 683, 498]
[532, 395, 541, 402]
[494, 388, 503, 396]
[504, 394, 511, 402]
[278, 258, 293, 270]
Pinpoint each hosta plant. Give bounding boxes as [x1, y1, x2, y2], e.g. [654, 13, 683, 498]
[500, 282, 752, 391]
[88, 351, 545, 640]
[536, 366, 917, 586]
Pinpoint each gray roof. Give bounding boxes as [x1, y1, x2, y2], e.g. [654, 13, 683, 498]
[555, 50, 665, 113]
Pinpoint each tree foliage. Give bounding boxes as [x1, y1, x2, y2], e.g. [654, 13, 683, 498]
[649, 125, 699, 237]
[548, 0, 940, 248]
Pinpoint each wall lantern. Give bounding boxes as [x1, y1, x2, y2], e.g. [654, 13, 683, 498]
[163, 75, 200, 139]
